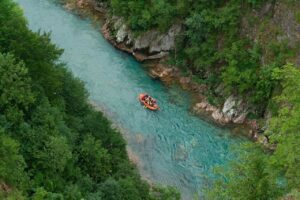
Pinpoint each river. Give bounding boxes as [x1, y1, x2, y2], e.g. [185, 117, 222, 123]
[16, 0, 243, 199]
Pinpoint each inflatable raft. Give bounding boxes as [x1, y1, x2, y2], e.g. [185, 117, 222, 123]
[139, 93, 159, 111]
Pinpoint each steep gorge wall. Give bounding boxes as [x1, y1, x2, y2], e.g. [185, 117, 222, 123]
[64, 0, 300, 141]
[103, 17, 182, 61]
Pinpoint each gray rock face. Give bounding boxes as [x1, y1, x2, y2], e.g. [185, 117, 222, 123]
[147, 51, 169, 60]
[193, 101, 230, 124]
[212, 109, 222, 122]
[116, 24, 128, 43]
[134, 30, 159, 50]
[222, 95, 248, 124]
[111, 17, 181, 54]
[113, 17, 123, 30]
[149, 24, 182, 53]
[273, 2, 300, 47]
[134, 24, 181, 53]
[223, 95, 246, 118]
[126, 32, 133, 45]
[111, 18, 134, 45]
[222, 95, 240, 120]
[233, 112, 247, 124]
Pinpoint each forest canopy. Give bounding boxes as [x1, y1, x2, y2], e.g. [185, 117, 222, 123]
[1, 0, 300, 199]
[96, 0, 300, 199]
[0, 0, 179, 199]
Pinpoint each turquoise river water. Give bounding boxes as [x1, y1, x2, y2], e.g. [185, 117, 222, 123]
[16, 0, 243, 199]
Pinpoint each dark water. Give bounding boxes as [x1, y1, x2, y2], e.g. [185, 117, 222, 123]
[16, 0, 242, 199]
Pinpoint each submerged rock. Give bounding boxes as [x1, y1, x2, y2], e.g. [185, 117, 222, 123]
[174, 144, 188, 161]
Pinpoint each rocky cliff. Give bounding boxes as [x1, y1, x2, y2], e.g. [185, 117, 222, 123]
[63, 0, 300, 142]
[102, 16, 182, 62]
[64, 0, 257, 129]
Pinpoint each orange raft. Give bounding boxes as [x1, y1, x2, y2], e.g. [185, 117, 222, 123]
[139, 93, 159, 111]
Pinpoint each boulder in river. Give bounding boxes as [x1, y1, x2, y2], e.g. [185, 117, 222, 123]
[174, 144, 188, 161]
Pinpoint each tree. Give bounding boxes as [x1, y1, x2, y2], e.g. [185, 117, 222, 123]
[0, 130, 27, 189]
[0, 53, 34, 124]
[205, 144, 281, 200]
[37, 136, 72, 173]
[78, 135, 111, 182]
[267, 63, 300, 189]
[99, 178, 123, 200]
[0, 0, 180, 199]
[206, 64, 300, 199]
[151, 185, 181, 200]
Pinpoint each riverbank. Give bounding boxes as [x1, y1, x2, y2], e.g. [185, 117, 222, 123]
[62, 0, 268, 143]
[43, 1, 300, 199]
[19, 1, 252, 198]
[2, 0, 181, 199]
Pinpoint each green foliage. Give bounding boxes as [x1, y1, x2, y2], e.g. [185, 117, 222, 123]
[109, 0, 178, 32]
[98, 0, 286, 117]
[167, 0, 289, 116]
[246, 0, 265, 7]
[37, 136, 72, 173]
[103, 1, 298, 199]
[206, 144, 281, 200]
[207, 64, 300, 199]
[0, 0, 63, 101]
[99, 178, 122, 200]
[107, 0, 265, 33]
[295, 11, 300, 23]
[267, 64, 300, 189]
[221, 41, 278, 108]
[78, 135, 111, 182]
[0, 130, 27, 188]
[0, 189, 25, 200]
[0, 53, 34, 125]
[221, 41, 261, 94]
[32, 188, 49, 200]
[151, 185, 181, 200]
[0, 0, 180, 199]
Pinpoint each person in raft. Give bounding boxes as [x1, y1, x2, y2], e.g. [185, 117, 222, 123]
[143, 94, 155, 106]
